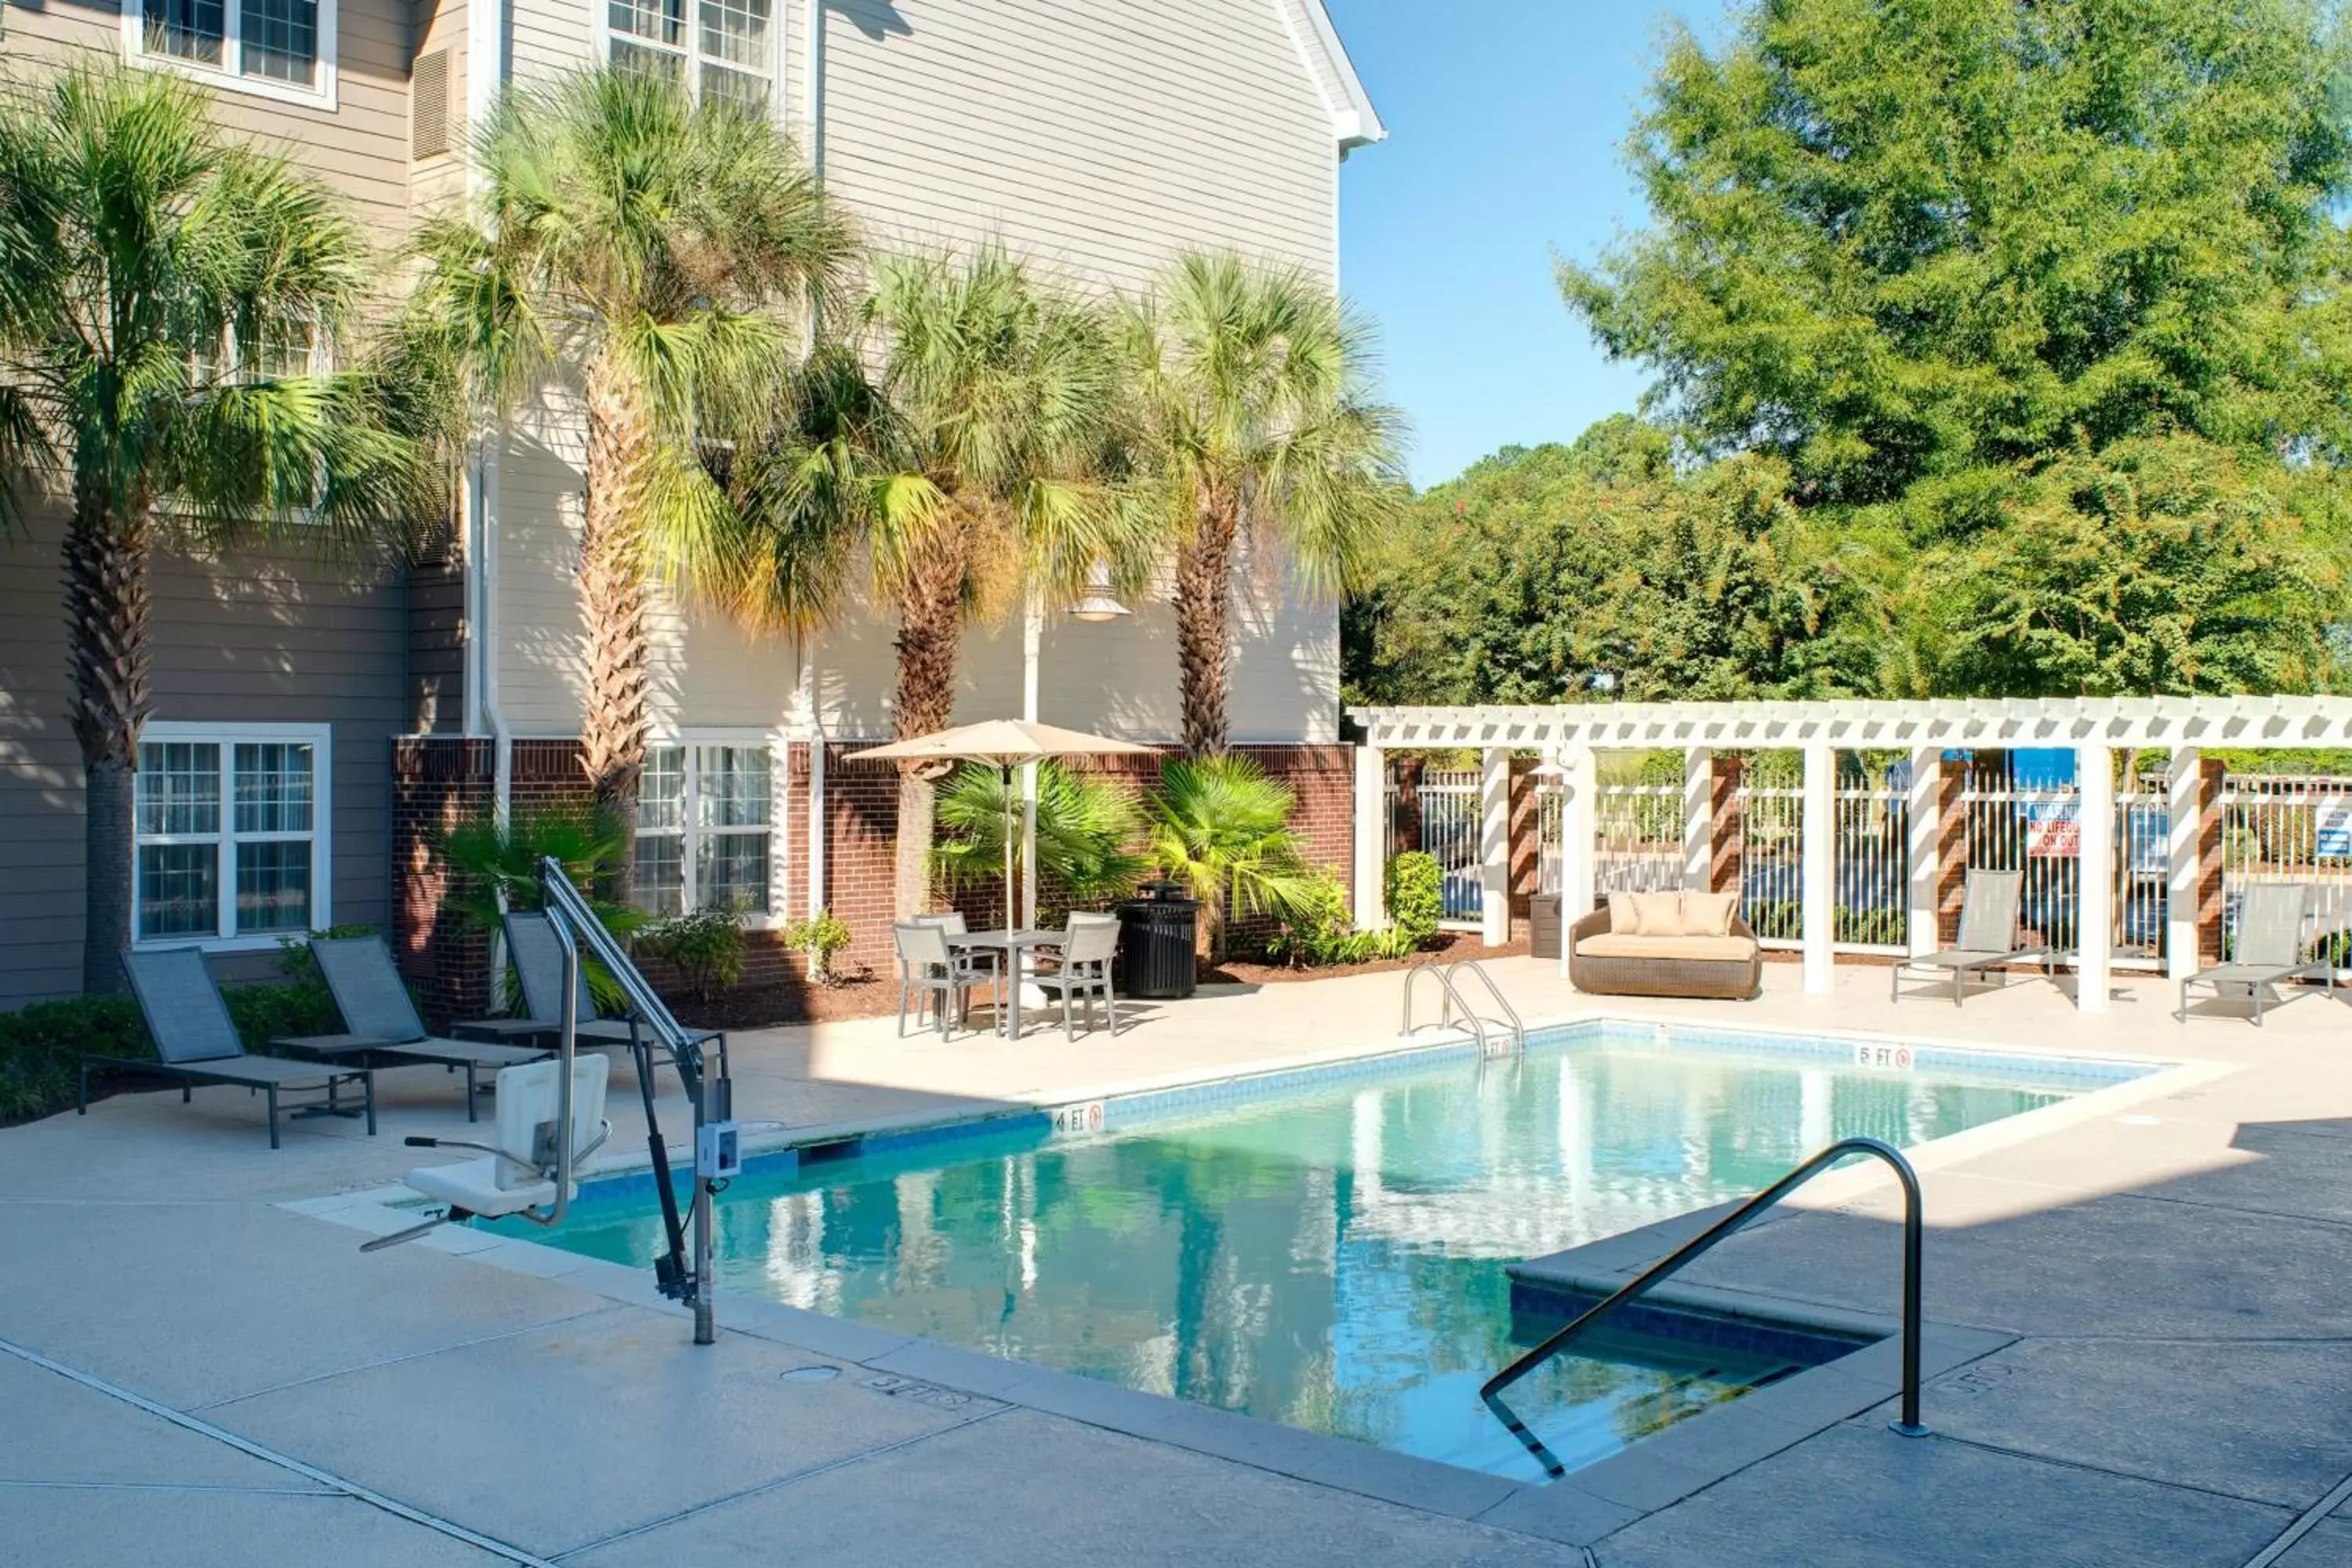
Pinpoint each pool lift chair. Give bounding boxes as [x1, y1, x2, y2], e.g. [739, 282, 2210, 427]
[364, 858, 755, 1346]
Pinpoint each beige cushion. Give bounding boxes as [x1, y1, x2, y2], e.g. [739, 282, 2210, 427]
[1577, 932, 1758, 963]
[1680, 891, 1738, 937]
[1629, 891, 1684, 936]
[1606, 891, 1640, 934]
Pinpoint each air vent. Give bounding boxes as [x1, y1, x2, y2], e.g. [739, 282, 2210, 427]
[411, 49, 450, 162]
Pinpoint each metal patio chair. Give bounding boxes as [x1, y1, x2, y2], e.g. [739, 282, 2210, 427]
[1889, 869, 2051, 1006]
[2176, 883, 2332, 1025]
[80, 948, 375, 1149]
[1029, 914, 1122, 1040]
[895, 921, 999, 1039]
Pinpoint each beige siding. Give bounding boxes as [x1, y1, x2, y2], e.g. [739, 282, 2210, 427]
[821, 0, 1337, 292]
[0, 493, 411, 1007]
[509, 0, 596, 85]
[2, 0, 417, 249]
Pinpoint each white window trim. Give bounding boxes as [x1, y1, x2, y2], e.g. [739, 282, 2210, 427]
[637, 729, 787, 927]
[596, 0, 783, 114]
[132, 720, 334, 953]
[122, 0, 339, 111]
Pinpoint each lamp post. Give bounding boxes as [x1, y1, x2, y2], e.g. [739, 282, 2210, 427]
[1019, 564, 1131, 929]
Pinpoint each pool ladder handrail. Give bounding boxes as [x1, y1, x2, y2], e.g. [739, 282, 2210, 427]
[1402, 960, 1524, 1056]
[1479, 1135, 1929, 1479]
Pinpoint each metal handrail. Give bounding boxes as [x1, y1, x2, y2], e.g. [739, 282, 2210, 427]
[1402, 964, 1490, 1054]
[1444, 960, 1524, 1050]
[1481, 1136, 1928, 1479]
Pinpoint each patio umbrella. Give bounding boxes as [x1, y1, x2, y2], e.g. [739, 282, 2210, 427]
[856, 720, 1160, 927]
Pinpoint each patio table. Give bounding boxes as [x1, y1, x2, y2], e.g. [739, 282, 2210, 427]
[948, 929, 1062, 1039]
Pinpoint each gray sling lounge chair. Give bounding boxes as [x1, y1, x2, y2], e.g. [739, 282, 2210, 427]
[2176, 883, 2332, 1025]
[280, 936, 552, 1121]
[80, 948, 374, 1149]
[1890, 869, 2050, 1006]
[488, 912, 727, 1069]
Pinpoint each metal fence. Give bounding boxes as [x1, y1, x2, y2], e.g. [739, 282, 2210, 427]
[1414, 769, 1485, 923]
[1959, 769, 2168, 967]
[1594, 784, 1682, 895]
[2220, 774, 2352, 965]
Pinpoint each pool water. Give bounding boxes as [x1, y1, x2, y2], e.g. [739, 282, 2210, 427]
[517, 1031, 2092, 1480]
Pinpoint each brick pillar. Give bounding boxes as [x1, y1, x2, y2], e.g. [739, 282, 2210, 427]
[392, 736, 495, 1029]
[1936, 761, 1970, 946]
[1709, 753, 1743, 895]
[1392, 755, 1425, 857]
[1508, 755, 1538, 921]
[2197, 755, 2227, 964]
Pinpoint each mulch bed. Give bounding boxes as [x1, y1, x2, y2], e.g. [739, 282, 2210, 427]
[1203, 930, 1533, 986]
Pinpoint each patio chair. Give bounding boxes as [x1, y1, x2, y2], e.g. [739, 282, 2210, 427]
[287, 936, 553, 1121]
[895, 921, 999, 1039]
[361, 1053, 613, 1252]
[487, 912, 727, 1070]
[1029, 915, 1122, 1040]
[79, 948, 375, 1149]
[2176, 883, 2332, 1025]
[1889, 869, 2050, 1006]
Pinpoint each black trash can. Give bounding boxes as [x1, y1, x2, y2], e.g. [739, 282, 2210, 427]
[1116, 881, 1200, 1000]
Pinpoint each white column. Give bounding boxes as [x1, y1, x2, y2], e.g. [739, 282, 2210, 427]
[1352, 744, 1387, 930]
[804, 641, 827, 975]
[2167, 747, 2201, 982]
[1682, 748, 1712, 891]
[1020, 593, 1042, 930]
[1906, 746, 1941, 958]
[1558, 746, 1597, 979]
[2077, 743, 2115, 1013]
[1479, 746, 1512, 947]
[1802, 742, 1835, 994]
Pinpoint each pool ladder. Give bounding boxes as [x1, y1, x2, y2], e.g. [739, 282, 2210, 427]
[1402, 960, 1525, 1057]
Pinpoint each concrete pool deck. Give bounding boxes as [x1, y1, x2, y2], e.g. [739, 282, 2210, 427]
[6, 958, 2352, 1566]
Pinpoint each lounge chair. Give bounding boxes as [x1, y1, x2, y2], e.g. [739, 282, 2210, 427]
[280, 935, 553, 1121]
[488, 912, 727, 1068]
[2176, 883, 2332, 1025]
[361, 1053, 612, 1252]
[1890, 869, 2049, 1006]
[80, 948, 375, 1149]
[1029, 913, 1122, 1040]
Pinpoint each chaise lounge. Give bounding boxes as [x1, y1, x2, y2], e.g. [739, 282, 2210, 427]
[1568, 890, 1762, 1000]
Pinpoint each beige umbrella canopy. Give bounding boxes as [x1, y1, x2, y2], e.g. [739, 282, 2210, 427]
[857, 720, 1160, 926]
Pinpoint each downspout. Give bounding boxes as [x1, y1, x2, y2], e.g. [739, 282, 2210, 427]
[467, 0, 514, 1009]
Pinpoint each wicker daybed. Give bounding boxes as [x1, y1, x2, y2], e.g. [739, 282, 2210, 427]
[1568, 891, 1762, 1000]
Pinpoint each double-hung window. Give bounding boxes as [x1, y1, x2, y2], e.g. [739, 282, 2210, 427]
[133, 723, 332, 947]
[633, 741, 775, 918]
[128, 0, 337, 105]
[605, 0, 775, 110]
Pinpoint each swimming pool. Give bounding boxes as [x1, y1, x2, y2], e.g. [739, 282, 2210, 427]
[503, 1022, 2144, 1481]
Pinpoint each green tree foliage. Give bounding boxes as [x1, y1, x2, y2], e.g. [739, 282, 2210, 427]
[1561, 0, 2352, 503]
[1144, 756, 1321, 962]
[932, 760, 1150, 906]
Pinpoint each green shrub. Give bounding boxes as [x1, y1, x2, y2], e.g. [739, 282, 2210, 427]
[1384, 851, 1443, 948]
[781, 909, 855, 984]
[1268, 875, 1410, 967]
[635, 908, 746, 1001]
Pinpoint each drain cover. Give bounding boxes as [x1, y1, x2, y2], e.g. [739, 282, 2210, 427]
[780, 1366, 842, 1382]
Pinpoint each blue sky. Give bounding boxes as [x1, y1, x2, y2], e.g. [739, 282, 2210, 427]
[1327, 1, 1733, 488]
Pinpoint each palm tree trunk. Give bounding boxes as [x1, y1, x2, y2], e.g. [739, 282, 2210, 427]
[1174, 489, 1239, 758]
[891, 524, 967, 918]
[64, 482, 154, 996]
[579, 360, 652, 904]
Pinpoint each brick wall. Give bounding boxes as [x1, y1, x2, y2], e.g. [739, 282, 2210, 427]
[392, 736, 495, 1025]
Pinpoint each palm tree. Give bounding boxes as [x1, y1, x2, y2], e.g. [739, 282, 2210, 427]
[0, 68, 436, 993]
[858, 246, 1145, 916]
[400, 67, 853, 900]
[1145, 754, 1321, 964]
[1126, 252, 1407, 756]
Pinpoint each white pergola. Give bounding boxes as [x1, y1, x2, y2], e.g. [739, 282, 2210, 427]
[1348, 695, 2352, 1013]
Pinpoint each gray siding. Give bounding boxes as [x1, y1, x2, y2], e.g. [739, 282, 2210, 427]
[0, 493, 412, 1007]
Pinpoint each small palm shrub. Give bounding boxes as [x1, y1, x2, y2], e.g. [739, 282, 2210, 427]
[934, 760, 1150, 904]
[634, 909, 746, 1002]
[1268, 875, 1410, 967]
[782, 909, 855, 984]
[1384, 851, 1443, 949]
[1145, 756, 1320, 963]
[437, 805, 641, 1008]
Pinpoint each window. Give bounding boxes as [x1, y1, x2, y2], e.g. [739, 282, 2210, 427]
[126, 0, 336, 106]
[605, 0, 774, 109]
[133, 724, 332, 947]
[633, 741, 775, 917]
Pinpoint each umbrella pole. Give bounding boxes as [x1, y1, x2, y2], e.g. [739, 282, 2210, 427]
[1001, 764, 1016, 931]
